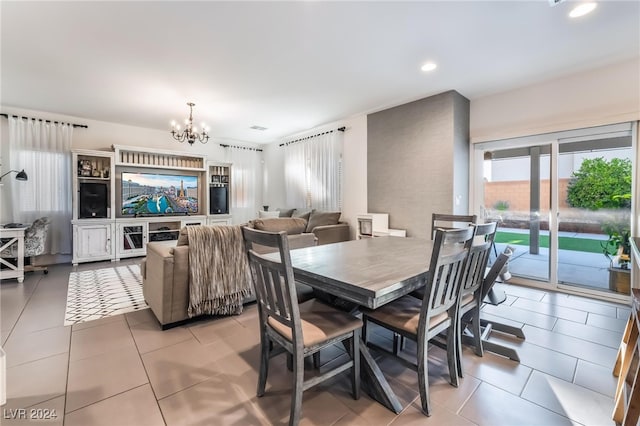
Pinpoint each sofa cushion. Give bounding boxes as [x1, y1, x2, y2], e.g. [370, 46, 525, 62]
[306, 211, 341, 232]
[253, 217, 307, 235]
[277, 208, 295, 217]
[258, 210, 280, 218]
[293, 208, 313, 222]
[177, 228, 189, 246]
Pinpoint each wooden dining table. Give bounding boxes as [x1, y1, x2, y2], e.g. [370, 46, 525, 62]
[266, 236, 434, 413]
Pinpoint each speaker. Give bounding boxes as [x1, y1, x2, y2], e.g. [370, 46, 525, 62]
[209, 186, 228, 214]
[79, 182, 108, 218]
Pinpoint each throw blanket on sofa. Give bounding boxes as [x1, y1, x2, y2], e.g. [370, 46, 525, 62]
[185, 225, 252, 317]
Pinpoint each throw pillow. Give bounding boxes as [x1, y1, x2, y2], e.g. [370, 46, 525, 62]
[292, 208, 313, 222]
[176, 228, 189, 246]
[258, 210, 280, 218]
[306, 211, 341, 232]
[253, 217, 307, 235]
[277, 208, 295, 217]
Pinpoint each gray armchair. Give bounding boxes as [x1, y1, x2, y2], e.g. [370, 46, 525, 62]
[0, 217, 50, 274]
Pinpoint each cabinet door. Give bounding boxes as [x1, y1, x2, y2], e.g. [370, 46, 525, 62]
[74, 224, 113, 262]
[116, 222, 148, 258]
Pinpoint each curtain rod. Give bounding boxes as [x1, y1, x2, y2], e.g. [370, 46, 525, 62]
[279, 126, 346, 147]
[220, 144, 263, 152]
[0, 113, 88, 129]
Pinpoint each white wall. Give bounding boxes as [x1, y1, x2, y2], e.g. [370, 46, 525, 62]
[470, 58, 640, 143]
[0, 105, 261, 224]
[262, 114, 368, 239]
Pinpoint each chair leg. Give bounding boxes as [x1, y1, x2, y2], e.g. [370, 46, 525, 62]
[351, 330, 360, 400]
[472, 306, 483, 357]
[456, 315, 464, 378]
[362, 317, 369, 345]
[447, 321, 459, 388]
[257, 334, 270, 397]
[417, 337, 432, 416]
[393, 333, 401, 355]
[313, 352, 321, 369]
[289, 351, 304, 426]
[287, 353, 293, 371]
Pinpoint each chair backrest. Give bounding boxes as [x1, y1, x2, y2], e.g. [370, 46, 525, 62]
[480, 246, 514, 302]
[25, 217, 50, 257]
[241, 226, 302, 341]
[420, 227, 475, 328]
[460, 222, 498, 298]
[431, 213, 477, 240]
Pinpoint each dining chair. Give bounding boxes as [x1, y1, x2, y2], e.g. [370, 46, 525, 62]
[362, 226, 475, 416]
[455, 221, 497, 377]
[241, 226, 362, 426]
[431, 213, 477, 240]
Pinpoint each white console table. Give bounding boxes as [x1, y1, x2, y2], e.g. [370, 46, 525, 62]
[0, 226, 27, 283]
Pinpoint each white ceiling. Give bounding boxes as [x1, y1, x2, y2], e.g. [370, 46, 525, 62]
[1, 1, 639, 144]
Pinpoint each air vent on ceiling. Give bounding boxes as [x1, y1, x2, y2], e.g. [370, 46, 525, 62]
[250, 125, 268, 131]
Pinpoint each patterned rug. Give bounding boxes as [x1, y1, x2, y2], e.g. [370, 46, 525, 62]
[64, 264, 147, 326]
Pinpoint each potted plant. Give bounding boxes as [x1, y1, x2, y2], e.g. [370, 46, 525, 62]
[601, 221, 631, 293]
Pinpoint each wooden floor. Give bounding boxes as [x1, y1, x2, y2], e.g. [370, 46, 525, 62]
[0, 259, 629, 425]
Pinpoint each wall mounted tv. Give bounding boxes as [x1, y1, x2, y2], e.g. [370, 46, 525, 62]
[121, 172, 199, 216]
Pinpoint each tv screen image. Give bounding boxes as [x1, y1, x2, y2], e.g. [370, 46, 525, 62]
[121, 172, 199, 215]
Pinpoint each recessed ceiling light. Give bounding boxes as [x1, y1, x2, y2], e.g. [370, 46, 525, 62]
[250, 125, 268, 131]
[569, 2, 597, 18]
[421, 62, 437, 72]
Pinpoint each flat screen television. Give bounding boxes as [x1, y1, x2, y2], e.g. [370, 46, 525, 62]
[121, 172, 199, 216]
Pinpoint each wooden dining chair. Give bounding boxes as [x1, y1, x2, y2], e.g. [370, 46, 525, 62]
[431, 213, 477, 240]
[241, 226, 362, 426]
[362, 226, 474, 416]
[455, 221, 497, 376]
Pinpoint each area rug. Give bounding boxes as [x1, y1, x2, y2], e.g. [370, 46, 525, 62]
[64, 264, 147, 326]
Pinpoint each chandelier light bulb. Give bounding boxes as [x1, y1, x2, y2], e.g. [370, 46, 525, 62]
[169, 102, 210, 145]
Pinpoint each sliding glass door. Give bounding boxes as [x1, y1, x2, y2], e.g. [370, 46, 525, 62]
[472, 123, 635, 298]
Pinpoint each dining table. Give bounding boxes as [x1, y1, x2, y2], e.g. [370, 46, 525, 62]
[266, 236, 434, 413]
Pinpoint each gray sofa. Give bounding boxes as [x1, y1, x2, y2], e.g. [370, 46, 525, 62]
[276, 208, 350, 245]
[142, 218, 317, 328]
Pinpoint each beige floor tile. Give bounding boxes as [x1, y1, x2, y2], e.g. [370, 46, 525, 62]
[125, 307, 156, 327]
[523, 325, 618, 367]
[391, 399, 478, 425]
[0, 395, 65, 426]
[11, 299, 66, 334]
[544, 294, 618, 317]
[159, 373, 271, 425]
[573, 359, 618, 398]
[69, 318, 135, 361]
[3, 326, 70, 368]
[586, 312, 628, 333]
[460, 382, 575, 426]
[65, 344, 148, 413]
[332, 411, 376, 426]
[482, 304, 557, 330]
[64, 384, 164, 426]
[617, 307, 631, 319]
[142, 336, 235, 399]
[486, 334, 577, 381]
[188, 314, 250, 345]
[500, 284, 546, 301]
[71, 312, 126, 331]
[552, 318, 623, 349]
[479, 311, 526, 331]
[521, 370, 614, 426]
[6, 353, 68, 408]
[129, 319, 193, 354]
[2, 328, 10, 345]
[512, 297, 588, 323]
[455, 347, 533, 396]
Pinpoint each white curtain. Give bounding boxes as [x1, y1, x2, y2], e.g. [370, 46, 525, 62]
[8, 118, 73, 254]
[284, 130, 343, 210]
[225, 147, 263, 224]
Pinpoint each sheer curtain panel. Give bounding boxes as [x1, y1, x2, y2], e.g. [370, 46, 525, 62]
[224, 147, 263, 224]
[8, 118, 73, 255]
[284, 130, 342, 210]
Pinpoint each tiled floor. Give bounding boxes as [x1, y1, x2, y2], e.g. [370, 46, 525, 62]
[0, 260, 630, 425]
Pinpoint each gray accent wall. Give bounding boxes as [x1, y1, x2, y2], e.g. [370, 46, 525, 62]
[367, 90, 470, 239]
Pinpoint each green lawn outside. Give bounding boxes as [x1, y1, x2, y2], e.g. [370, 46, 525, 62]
[495, 231, 606, 254]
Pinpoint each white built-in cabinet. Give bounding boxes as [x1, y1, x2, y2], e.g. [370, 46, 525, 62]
[71, 146, 232, 265]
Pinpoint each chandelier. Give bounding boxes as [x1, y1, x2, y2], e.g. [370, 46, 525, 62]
[170, 102, 210, 145]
